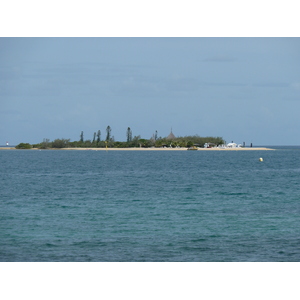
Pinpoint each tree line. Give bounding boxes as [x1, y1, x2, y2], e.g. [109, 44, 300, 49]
[16, 126, 225, 149]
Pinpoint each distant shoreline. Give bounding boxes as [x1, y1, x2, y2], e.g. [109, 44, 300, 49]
[0, 147, 275, 151]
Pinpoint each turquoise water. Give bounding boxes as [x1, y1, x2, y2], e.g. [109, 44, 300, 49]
[1, 148, 300, 261]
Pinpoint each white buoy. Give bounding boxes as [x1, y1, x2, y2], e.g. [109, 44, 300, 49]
[259, 158, 263, 162]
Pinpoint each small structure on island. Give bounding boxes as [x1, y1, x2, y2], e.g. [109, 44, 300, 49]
[227, 142, 242, 148]
[166, 129, 176, 140]
[204, 143, 216, 148]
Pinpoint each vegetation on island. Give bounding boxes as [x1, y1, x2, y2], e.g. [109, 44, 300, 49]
[16, 126, 225, 149]
[15, 143, 32, 149]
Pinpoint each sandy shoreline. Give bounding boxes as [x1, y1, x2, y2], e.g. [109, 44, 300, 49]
[0, 147, 274, 151]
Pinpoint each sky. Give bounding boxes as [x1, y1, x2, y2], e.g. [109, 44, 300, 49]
[1, 37, 300, 146]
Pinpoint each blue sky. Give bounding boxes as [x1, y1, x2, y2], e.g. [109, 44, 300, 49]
[1, 37, 300, 145]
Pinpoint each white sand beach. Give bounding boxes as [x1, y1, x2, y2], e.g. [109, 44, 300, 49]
[55, 147, 274, 151]
[0, 147, 274, 151]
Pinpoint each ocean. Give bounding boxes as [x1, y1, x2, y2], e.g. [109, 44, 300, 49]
[1, 147, 300, 262]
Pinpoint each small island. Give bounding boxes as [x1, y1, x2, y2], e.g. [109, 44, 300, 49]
[6, 127, 273, 150]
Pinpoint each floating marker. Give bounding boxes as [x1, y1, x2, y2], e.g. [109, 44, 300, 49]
[259, 158, 263, 162]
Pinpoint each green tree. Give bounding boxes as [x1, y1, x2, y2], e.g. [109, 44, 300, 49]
[80, 131, 84, 142]
[106, 126, 111, 141]
[139, 138, 150, 148]
[186, 141, 194, 147]
[15, 143, 32, 149]
[40, 138, 50, 149]
[52, 139, 70, 148]
[131, 135, 141, 147]
[96, 130, 101, 143]
[83, 140, 92, 147]
[126, 127, 132, 143]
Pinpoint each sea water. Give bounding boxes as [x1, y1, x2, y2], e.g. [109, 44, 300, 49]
[1, 147, 300, 261]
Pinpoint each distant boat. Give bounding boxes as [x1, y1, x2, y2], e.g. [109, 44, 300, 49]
[187, 146, 198, 150]
[6, 141, 9, 146]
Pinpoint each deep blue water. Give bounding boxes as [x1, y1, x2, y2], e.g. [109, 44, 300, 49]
[1, 148, 300, 261]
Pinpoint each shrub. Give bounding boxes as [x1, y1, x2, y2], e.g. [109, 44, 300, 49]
[15, 143, 32, 149]
[52, 139, 70, 148]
